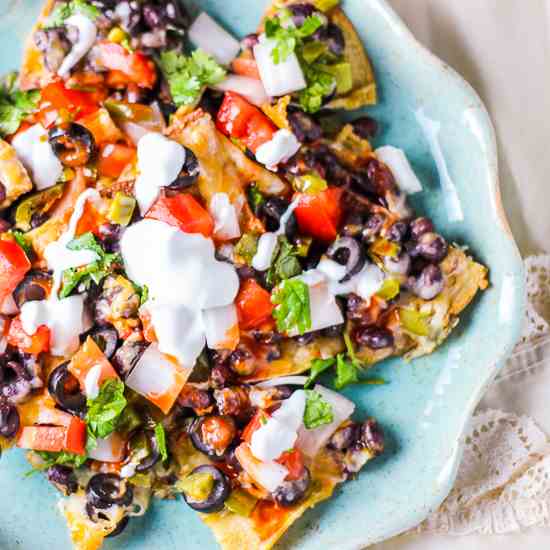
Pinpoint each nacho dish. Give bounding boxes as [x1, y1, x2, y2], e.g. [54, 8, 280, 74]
[0, 1, 489, 549]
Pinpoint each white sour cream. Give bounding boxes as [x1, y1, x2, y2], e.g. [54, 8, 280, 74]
[209, 192, 241, 241]
[58, 14, 98, 78]
[250, 390, 306, 462]
[12, 124, 63, 191]
[251, 197, 300, 271]
[134, 133, 186, 214]
[120, 219, 239, 367]
[255, 129, 301, 171]
[19, 189, 99, 357]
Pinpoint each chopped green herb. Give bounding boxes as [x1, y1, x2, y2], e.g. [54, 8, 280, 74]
[36, 450, 88, 470]
[304, 357, 336, 389]
[272, 278, 311, 335]
[334, 353, 359, 390]
[301, 41, 328, 64]
[46, 0, 100, 28]
[158, 49, 226, 107]
[61, 232, 121, 298]
[299, 62, 336, 113]
[317, 62, 353, 94]
[0, 73, 40, 137]
[303, 389, 334, 429]
[86, 379, 127, 452]
[266, 236, 303, 287]
[155, 423, 168, 462]
[265, 13, 324, 64]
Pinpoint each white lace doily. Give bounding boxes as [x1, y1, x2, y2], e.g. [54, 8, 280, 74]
[414, 255, 550, 536]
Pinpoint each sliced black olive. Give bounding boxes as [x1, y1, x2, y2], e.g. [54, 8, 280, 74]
[48, 123, 96, 167]
[13, 271, 52, 308]
[326, 237, 366, 282]
[134, 430, 161, 473]
[47, 464, 78, 496]
[167, 147, 200, 190]
[190, 416, 236, 461]
[273, 467, 311, 507]
[181, 465, 230, 514]
[48, 362, 86, 417]
[85, 324, 119, 360]
[112, 340, 147, 379]
[86, 473, 134, 510]
[1, 361, 32, 405]
[0, 403, 20, 439]
[261, 198, 298, 239]
[106, 516, 130, 538]
[14, 183, 65, 232]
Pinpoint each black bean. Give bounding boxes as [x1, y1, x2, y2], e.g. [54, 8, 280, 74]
[321, 23, 345, 56]
[209, 363, 236, 389]
[288, 109, 322, 143]
[30, 212, 50, 229]
[351, 117, 379, 140]
[142, 4, 164, 28]
[409, 217, 434, 241]
[273, 467, 311, 507]
[410, 264, 444, 300]
[356, 327, 394, 350]
[288, 4, 316, 26]
[47, 464, 78, 495]
[362, 213, 385, 241]
[366, 159, 396, 194]
[329, 424, 359, 451]
[414, 232, 448, 263]
[228, 348, 256, 377]
[112, 341, 147, 378]
[0, 218, 11, 232]
[388, 221, 409, 243]
[0, 182, 6, 204]
[359, 419, 385, 456]
[0, 403, 19, 438]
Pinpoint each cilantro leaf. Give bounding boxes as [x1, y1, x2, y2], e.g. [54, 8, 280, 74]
[61, 232, 121, 298]
[155, 423, 168, 462]
[86, 379, 127, 451]
[304, 357, 336, 389]
[37, 450, 88, 469]
[334, 353, 359, 390]
[247, 184, 265, 216]
[272, 279, 311, 335]
[265, 13, 324, 64]
[0, 74, 40, 137]
[10, 230, 33, 258]
[159, 49, 226, 107]
[46, 0, 100, 28]
[266, 236, 303, 287]
[303, 389, 334, 429]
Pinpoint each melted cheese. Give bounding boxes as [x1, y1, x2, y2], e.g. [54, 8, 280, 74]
[12, 124, 63, 190]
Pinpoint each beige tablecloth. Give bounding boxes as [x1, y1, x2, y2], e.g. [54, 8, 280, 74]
[374, 1, 550, 549]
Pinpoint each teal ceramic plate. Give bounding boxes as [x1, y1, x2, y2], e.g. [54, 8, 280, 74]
[0, 1, 525, 549]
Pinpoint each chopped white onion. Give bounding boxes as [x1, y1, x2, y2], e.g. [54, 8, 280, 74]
[209, 192, 241, 241]
[121, 121, 151, 145]
[202, 303, 239, 350]
[188, 12, 241, 65]
[88, 433, 126, 463]
[256, 376, 308, 389]
[214, 74, 269, 106]
[355, 264, 385, 301]
[253, 36, 306, 97]
[297, 385, 355, 457]
[375, 146, 423, 194]
[317, 258, 347, 282]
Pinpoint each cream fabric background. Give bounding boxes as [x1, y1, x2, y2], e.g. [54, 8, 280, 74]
[373, 1, 550, 548]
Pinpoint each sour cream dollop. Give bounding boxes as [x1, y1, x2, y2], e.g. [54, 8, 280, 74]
[120, 219, 239, 365]
[255, 129, 301, 171]
[12, 124, 63, 191]
[58, 14, 98, 78]
[134, 133, 186, 214]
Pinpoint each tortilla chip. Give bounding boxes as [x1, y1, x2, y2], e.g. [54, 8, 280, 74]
[167, 108, 288, 203]
[19, 0, 56, 91]
[261, 0, 377, 110]
[0, 138, 33, 210]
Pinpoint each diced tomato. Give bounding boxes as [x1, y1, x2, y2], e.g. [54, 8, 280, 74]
[232, 57, 261, 80]
[236, 279, 274, 330]
[146, 194, 214, 238]
[7, 318, 50, 355]
[96, 42, 157, 89]
[241, 410, 271, 444]
[276, 448, 305, 481]
[216, 92, 276, 153]
[139, 309, 157, 343]
[0, 239, 31, 306]
[293, 187, 344, 242]
[64, 416, 87, 455]
[40, 80, 99, 120]
[75, 200, 106, 237]
[68, 337, 119, 393]
[17, 426, 66, 453]
[97, 143, 136, 178]
[251, 500, 289, 540]
[80, 108, 125, 146]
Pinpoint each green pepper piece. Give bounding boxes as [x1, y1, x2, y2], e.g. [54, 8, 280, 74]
[377, 279, 401, 301]
[117, 405, 143, 437]
[293, 173, 328, 195]
[15, 183, 65, 231]
[399, 308, 431, 337]
[317, 63, 353, 95]
[314, 0, 340, 12]
[108, 192, 136, 226]
[234, 233, 259, 265]
[301, 41, 328, 64]
[224, 489, 258, 517]
[178, 472, 215, 501]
